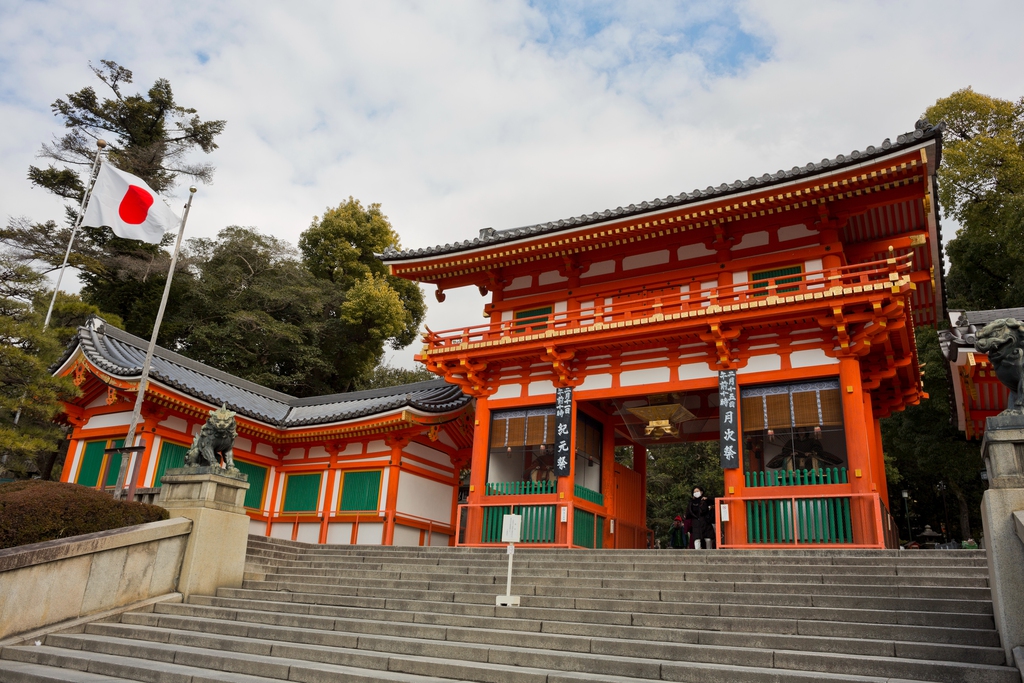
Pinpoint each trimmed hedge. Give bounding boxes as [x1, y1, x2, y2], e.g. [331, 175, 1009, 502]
[0, 480, 169, 549]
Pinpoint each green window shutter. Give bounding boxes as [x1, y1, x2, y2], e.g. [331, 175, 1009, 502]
[751, 265, 802, 294]
[282, 473, 322, 512]
[76, 441, 106, 487]
[235, 459, 268, 509]
[339, 470, 382, 512]
[514, 306, 552, 332]
[104, 439, 125, 487]
[154, 441, 188, 488]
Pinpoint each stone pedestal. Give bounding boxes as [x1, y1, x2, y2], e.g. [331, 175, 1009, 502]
[980, 416, 1024, 666]
[158, 467, 249, 600]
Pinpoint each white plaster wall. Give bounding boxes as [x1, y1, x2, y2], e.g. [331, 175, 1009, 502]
[255, 443, 276, 458]
[428, 533, 450, 547]
[621, 367, 670, 386]
[338, 442, 362, 456]
[790, 348, 835, 368]
[356, 522, 383, 545]
[308, 445, 329, 459]
[144, 436, 162, 486]
[678, 242, 715, 261]
[234, 437, 253, 452]
[159, 415, 189, 433]
[528, 380, 556, 396]
[779, 223, 816, 241]
[248, 519, 267, 537]
[404, 442, 450, 468]
[582, 260, 615, 278]
[505, 276, 532, 291]
[65, 440, 85, 484]
[734, 231, 769, 250]
[678, 363, 716, 381]
[487, 451, 523, 484]
[269, 523, 292, 540]
[84, 412, 132, 429]
[491, 384, 522, 400]
[578, 373, 612, 392]
[392, 524, 422, 547]
[623, 250, 669, 271]
[397, 473, 454, 524]
[295, 523, 320, 544]
[365, 440, 388, 455]
[85, 393, 109, 409]
[744, 354, 782, 373]
[326, 522, 353, 544]
[538, 270, 567, 285]
[378, 469, 390, 511]
[283, 447, 305, 460]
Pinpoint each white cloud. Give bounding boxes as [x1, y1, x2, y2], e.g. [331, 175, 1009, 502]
[1, 1, 1022, 370]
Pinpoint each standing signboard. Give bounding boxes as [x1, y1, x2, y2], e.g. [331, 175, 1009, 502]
[719, 369, 739, 469]
[554, 387, 573, 477]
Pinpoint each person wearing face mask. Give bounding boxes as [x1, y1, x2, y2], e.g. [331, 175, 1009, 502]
[685, 487, 713, 549]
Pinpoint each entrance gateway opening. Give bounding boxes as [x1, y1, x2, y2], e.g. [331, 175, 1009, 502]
[384, 121, 944, 550]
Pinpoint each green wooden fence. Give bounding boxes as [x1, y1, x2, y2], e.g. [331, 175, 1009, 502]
[481, 505, 557, 543]
[745, 467, 848, 487]
[485, 480, 557, 496]
[746, 496, 853, 544]
[573, 508, 604, 549]
[574, 484, 604, 506]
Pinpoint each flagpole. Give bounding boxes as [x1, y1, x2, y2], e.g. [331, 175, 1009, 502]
[42, 139, 107, 330]
[12, 140, 107, 429]
[115, 185, 197, 501]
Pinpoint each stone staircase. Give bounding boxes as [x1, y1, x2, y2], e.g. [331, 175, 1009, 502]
[1, 536, 1020, 683]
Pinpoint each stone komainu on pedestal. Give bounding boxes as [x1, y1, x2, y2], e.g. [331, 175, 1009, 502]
[186, 404, 238, 471]
[975, 317, 1024, 415]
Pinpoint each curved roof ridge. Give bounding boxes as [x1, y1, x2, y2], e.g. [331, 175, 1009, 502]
[64, 318, 471, 428]
[382, 119, 945, 263]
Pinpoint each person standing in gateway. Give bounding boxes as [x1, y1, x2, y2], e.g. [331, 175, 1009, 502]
[669, 515, 687, 549]
[685, 487, 713, 549]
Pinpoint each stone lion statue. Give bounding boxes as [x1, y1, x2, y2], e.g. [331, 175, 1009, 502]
[975, 318, 1024, 415]
[186, 404, 239, 471]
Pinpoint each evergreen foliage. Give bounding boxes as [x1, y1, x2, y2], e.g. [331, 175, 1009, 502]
[0, 480, 168, 549]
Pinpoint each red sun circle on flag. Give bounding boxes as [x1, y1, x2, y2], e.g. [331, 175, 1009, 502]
[118, 185, 155, 225]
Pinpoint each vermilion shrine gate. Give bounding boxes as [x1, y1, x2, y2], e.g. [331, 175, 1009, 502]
[384, 120, 946, 549]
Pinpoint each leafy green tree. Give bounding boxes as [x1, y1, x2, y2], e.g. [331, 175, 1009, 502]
[1, 59, 225, 332]
[925, 88, 1024, 310]
[881, 327, 983, 541]
[351, 363, 434, 391]
[0, 252, 113, 480]
[167, 225, 420, 396]
[299, 198, 425, 349]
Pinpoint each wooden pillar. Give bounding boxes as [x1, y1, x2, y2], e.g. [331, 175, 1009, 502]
[134, 416, 160, 489]
[870, 403, 890, 505]
[382, 434, 409, 546]
[557, 396, 578, 546]
[319, 446, 340, 544]
[600, 410, 615, 548]
[264, 465, 282, 537]
[465, 398, 491, 544]
[839, 357, 876, 544]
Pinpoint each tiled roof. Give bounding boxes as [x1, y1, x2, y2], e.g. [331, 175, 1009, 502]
[382, 119, 945, 263]
[60, 318, 470, 428]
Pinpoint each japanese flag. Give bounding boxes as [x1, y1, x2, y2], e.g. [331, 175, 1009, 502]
[82, 163, 181, 244]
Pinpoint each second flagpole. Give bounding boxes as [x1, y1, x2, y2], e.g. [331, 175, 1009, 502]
[115, 185, 198, 501]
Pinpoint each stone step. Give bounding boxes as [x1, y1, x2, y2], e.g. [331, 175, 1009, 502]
[222, 585, 995, 630]
[253, 569, 993, 600]
[0, 658, 139, 683]
[69, 613, 1020, 683]
[173, 591, 1004, 648]
[241, 575, 994, 613]
[124, 600, 1009, 666]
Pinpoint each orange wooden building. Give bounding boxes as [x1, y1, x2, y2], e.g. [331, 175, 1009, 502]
[55, 318, 473, 547]
[383, 119, 947, 549]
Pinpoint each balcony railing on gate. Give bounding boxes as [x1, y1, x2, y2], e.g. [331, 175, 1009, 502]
[485, 480, 557, 496]
[745, 467, 848, 487]
[747, 496, 853, 544]
[422, 255, 912, 353]
[481, 504, 557, 543]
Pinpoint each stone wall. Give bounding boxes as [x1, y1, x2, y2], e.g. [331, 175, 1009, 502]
[0, 517, 191, 641]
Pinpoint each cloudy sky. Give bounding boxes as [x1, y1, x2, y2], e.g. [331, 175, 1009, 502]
[2, 1, 1022, 368]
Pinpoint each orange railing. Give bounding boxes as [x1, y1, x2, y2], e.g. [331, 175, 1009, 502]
[422, 255, 912, 353]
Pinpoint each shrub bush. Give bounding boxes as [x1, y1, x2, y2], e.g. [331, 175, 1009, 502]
[0, 480, 168, 549]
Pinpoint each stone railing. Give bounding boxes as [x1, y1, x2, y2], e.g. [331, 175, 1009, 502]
[0, 517, 191, 642]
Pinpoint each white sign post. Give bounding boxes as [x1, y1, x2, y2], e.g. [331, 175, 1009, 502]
[497, 513, 522, 606]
